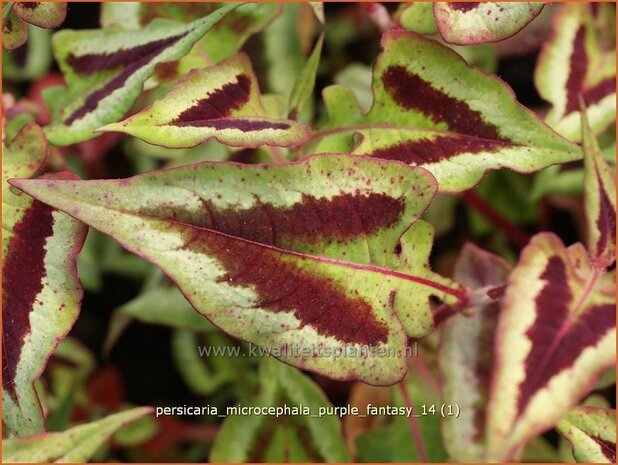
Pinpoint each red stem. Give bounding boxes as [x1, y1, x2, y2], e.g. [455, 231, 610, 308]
[398, 380, 428, 462]
[461, 190, 531, 248]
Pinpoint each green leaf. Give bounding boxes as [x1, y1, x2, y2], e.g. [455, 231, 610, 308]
[557, 406, 616, 463]
[3, 26, 53, 81]
[263, 4, 305, 99]
[535, 3, 616, 142]
[438, 243, 511, 462]
[581, 106, 616, 268]
[210, 357, 350, 462]
[104, 284, 216, 355]
[12, 155, 463, 385]
[3, 11, 28, 50]
[2, 124, 87, 435]
[356, 368, 447, 462]
[434, 3, 544, 45]
[13, 2, 66, 29]
[396, 2, 437, 35]
[309, 31, 581, 193]
[45, 3, 239, 145]
[485, 233, 616, 461]
[172, 330, 244, 396]
[100, 54, 311, 149]
[288, 33, 324, 120]
[2, 407, 153, 463]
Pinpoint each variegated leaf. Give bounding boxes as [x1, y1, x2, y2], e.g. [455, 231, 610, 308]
[485, 233, 616, 461]
[434, 3, 544, 45]
[100, 3, 281, 64]
[100, 54, 311, 149]
[2, 407, 152, 463]
[2, 124, 87, 435]
[12, 156, 463, 385]
[582, 106, 616, 269]
[210, 357, 350, 462]
[557, 406, 616, 463]
[535, 3, 616, 142]
[310, 31, 581, 193]
[13, 2, 66, 29]
[45, 3, 238, 145]
[439, 243, 511, 462]
[3, 11, 28, 51]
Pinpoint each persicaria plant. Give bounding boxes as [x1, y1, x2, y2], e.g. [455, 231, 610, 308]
[1, 2, 616, 463]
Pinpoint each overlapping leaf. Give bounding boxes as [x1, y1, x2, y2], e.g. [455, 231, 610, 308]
[100, 54, 311, 149]
[45, 3, 238, 145]
[438, 243, 511, 462]
[210, 357, 350, 462]
[396, 3, 437, 35]
[434, 3, 544, 45]
[557, 406, 616, 463]
[535, 3, 616, 142]
[2, 407, 152, 463]
[100, 2, 281, 64]
[308, 31, 581, 193]
[12, 155, 463, 385]
[3, 9, 28, 50]
[2, 2, 66, 51]
[3, 27, 53, 81]
[2, 123, 87, 435]
[485, 233, 616, 461]
[582, 107, 616, 269]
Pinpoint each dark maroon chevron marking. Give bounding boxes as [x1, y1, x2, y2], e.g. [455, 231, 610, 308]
[582, 77, 616, 109]
[64, 32, 188, 124]
[172, 119, 290, 131]
[565, 26, 588, 114]
[172, 74, 252, 123]
[517, 256, 615, 412]
[2, 201, 54, 401]
[367, 135, 511, 164]
[595, 182, 616, 259]
[591, 435, 616, 462]
[67, 33, 187, 75]
[382, 66, 503, 140]
[20, 3, 39, 9]
[182, 228, 389, 346]
[141, 192, 404, 247]
[449, 3, 481, 12]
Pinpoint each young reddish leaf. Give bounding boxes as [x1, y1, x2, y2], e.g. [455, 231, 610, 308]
[13, 2, 67, 29]
[100, 54, 311, 149]
[210, 357, 350, 462]
[12, 156, 463, 385]
[100, 3, 282, 64]
[434, 3, 544, 45]
[2, 407, 152, 463]
[3, 12, 28, 51]
[2, 124, 87, 436]
[438, 243, 511, 462]
[581, 106, 616, 269]
[485, 233, 615, 461]
[310, 31, 581, 193]
[535, 4, 616, 142]
[45, 3, 239, 145]
[557, 406, 616, 463]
